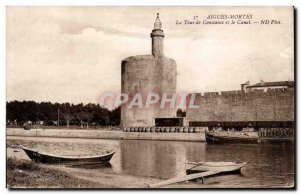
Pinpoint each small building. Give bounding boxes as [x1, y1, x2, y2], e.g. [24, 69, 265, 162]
[244, 81, 294, 92]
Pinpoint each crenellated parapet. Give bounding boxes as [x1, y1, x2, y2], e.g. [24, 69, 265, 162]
[192, 87, 294, 99]
[187, 87, 294, 123]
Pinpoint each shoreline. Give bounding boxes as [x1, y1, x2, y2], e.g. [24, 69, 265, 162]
[7, 157, 162, 189]
[6, 149, 201, 189]
[7, 128, 206, 142]
[6, 136, 293, 189]
[7, 157, 113, 189]
[6, 136, 206, 189]
[8, 156, 290, 189]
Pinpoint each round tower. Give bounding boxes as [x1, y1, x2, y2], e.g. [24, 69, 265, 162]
[151, 13, 164, 57]
[121, 13, 177, 128]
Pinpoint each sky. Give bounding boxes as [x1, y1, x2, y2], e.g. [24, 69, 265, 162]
[6, 6, 294, 104]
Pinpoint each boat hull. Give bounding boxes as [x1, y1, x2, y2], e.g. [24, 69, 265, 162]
[186, 161, 246, 175]
[22, 147, 115, 164]
[205, 131, 258, 144]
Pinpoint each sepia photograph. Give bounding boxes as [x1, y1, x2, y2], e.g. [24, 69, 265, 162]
[5, 6, 295, 189]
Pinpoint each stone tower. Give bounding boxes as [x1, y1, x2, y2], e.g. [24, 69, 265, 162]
[151, 13, 164, 57]
[121, 13, 177, 128]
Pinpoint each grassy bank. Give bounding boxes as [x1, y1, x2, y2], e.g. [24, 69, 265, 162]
[7, 157, 112, 189]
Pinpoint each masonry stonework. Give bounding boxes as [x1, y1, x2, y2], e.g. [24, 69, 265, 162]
[186, 88, 294, 124]
[120, 14, 294, 129]
[120, 14, 177, 127]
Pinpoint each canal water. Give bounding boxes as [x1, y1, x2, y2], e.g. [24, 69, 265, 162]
[7, 136, 294, 188]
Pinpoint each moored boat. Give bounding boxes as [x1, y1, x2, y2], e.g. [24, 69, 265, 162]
[21, 146, 115, 165]
[186, 161, 246, 174]
[258, 128, 294, 144]
[205, 130, 258, 144]
[149, 161, 247, 188]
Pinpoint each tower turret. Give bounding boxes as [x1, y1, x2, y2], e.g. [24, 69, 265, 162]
[121, 13, 176, 128]
[150, 13, 164, 57]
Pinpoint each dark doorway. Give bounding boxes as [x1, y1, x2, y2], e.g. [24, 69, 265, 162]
[155, 118, 184, 127]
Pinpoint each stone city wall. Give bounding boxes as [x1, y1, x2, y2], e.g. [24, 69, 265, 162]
[186, 88, 294, 123]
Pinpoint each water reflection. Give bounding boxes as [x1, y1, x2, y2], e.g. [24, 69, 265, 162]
[7, 137, 294, 188]
[67, 162, 112, 169]
[120, 140, 186, 179]
[119, 140, 294, 187]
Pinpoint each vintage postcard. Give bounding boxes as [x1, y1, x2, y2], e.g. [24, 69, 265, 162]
[6, 6, 295, 189]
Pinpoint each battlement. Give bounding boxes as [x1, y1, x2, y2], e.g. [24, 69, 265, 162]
[220, 90, 241, 95]
[192, 87, 294, 99]
[187, 87, 294, 123]
[203, 92, 220, 97]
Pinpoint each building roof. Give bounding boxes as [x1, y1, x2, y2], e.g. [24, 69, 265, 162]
[153, 13, 162, 30]
[246, 81, 294, 88]
[122, 55, 175, 63]
[122, 55, 154, 62]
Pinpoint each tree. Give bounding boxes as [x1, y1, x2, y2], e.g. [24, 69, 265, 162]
[109, 106, 121, 126]
[63, 113, 73, 128]
[6, 101, 121, 127]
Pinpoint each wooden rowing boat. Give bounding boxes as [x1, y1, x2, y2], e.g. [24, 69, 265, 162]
[148, 171, 220, 188]
[148, 161, 246, 188]
[205, 131, 258, 144]
[21, 146, 115, 165]
[186, 161, 246, 174]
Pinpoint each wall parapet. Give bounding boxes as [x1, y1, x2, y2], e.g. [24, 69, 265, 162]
[191, 87, 294, 99]
[186, 87, 294, 123]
